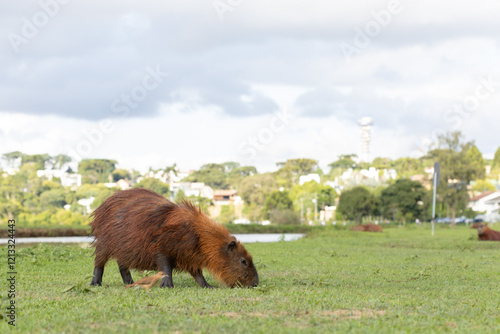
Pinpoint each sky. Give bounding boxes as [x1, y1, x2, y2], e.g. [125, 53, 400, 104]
[1, 0, 500, 173]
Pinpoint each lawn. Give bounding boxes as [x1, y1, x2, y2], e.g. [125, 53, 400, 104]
[2, 224, 500, 333]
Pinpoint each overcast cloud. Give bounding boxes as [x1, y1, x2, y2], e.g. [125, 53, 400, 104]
[1, 0, 499, 172]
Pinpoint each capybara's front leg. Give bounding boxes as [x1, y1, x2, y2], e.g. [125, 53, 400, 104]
[156, 254, 174, 288]
[118, 263, 134, 285]
[191, 269, 214, 288]
[90, 266, 104, 286]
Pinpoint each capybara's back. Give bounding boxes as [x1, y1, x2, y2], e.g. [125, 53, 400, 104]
[90, 188, 258, 288]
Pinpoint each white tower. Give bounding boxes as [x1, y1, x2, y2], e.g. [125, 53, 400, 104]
[357, 117, 373, 162]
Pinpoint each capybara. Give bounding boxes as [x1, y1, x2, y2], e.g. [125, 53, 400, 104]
[89, 188, 259, 288]
[350, 225, 366, 232]
[364, 223, 383, 233]
[476, 223, 500, 241]
[350, 223, 382, 232]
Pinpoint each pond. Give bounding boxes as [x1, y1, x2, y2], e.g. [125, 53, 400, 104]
[0, 233, 305, 245]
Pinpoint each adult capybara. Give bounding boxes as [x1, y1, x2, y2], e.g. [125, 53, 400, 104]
[89, 188, 259, 288]
[476, 223, 500, 241]
[364, 223, 383, 233]
[349, 225, 366, 232]
[350, 223, 382, 232]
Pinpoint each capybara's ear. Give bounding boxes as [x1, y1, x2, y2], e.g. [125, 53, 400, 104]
[227, 241, 237, 251]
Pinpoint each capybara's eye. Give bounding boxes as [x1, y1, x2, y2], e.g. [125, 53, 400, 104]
[240, 258, 247, 266]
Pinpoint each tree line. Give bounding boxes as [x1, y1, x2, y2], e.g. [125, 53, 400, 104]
[1, 132, 499, 226]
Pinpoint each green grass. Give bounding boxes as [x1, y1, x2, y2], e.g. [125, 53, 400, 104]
[2, 225, 500, 333]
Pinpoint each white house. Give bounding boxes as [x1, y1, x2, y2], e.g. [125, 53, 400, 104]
[170, 182, 214, 200]
[299, 173, 320, 185]
[468, 191, 500, 223]
[37, 169, 82, 187]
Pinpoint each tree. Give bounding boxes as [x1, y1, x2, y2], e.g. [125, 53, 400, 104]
[391, 157, 424, 178]
[426, 132, 485, 225]
[183, 163, 229, 189]
[337, 186, 378, 222]
[239, 173, 278, 207]
[40, 189, 67, 209]
[277, 158, 318, 175]
[380, 179, 427, 224]
[472, 179, 496, 193]
[22, 154, 51, 170]
[289, 181, 337, 218]
[228, 166, 258, 190]
[328, 154, 358, 171]
[134, 178, 170, 197]
[112, 169, 131, 182]
[175, 189, 186, 203]
[51, 154, 72, 170]
[275, 158, 319, 186]
[492, 146, 500, 171]
[78, 159, 117, 184]
[263, 190, 294, 219]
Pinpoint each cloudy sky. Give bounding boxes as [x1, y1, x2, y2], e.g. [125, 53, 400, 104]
[1, 0, 499, 172]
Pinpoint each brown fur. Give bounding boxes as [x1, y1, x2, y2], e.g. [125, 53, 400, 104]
[350, 223, 383, 233]
[89, 188, 259, 288]
[475, 223, 500, 241]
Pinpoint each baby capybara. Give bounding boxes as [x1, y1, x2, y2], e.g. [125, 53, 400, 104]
[476, 223, 500, 241]
[89, 188, 259, 288]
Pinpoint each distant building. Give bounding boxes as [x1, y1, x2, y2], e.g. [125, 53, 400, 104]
[213, 190, 238, 204]
[37, 169, 82, 187]
[468, 191, 500, 223]
[170, 182, 214, 199]
[320, 206, 336, 221]
[299, 173, 320, 185]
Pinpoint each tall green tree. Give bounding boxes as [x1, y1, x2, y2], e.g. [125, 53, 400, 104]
[337, 186, 378, 222]
[426, 132, 485, 225]
[380, 179, 428, 223]
[275, 158, 319, 186]
[490, 146, 500, 172]
[22, 154, 51, 170]
[263, 190, 294, 220]
[183, 163, 229, 189]
[78, 159, 117, 184]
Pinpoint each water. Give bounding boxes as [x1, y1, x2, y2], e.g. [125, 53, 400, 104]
[0, 233, 304, 245]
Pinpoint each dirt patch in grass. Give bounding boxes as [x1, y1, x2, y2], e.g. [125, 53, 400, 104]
[214, 309, 386, 320]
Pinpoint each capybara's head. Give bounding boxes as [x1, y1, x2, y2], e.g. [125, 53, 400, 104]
[217, 238, 259, 288]
[476, 223, 488, 234]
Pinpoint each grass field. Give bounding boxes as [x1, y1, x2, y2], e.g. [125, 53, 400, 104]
[2, 224, 500, 333]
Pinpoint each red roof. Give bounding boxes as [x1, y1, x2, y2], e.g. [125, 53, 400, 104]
[469, 191, 495, 202]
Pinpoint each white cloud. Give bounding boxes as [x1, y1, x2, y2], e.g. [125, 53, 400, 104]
[1, 0, 500, 171]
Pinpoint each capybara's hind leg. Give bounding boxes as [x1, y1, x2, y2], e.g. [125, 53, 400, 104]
[191, 269, 214, 289]
[118, 263, 134, 285]
[90, 266, 104, 286]
[155, 254, 174, 288]
[91, 248, 109, 286]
